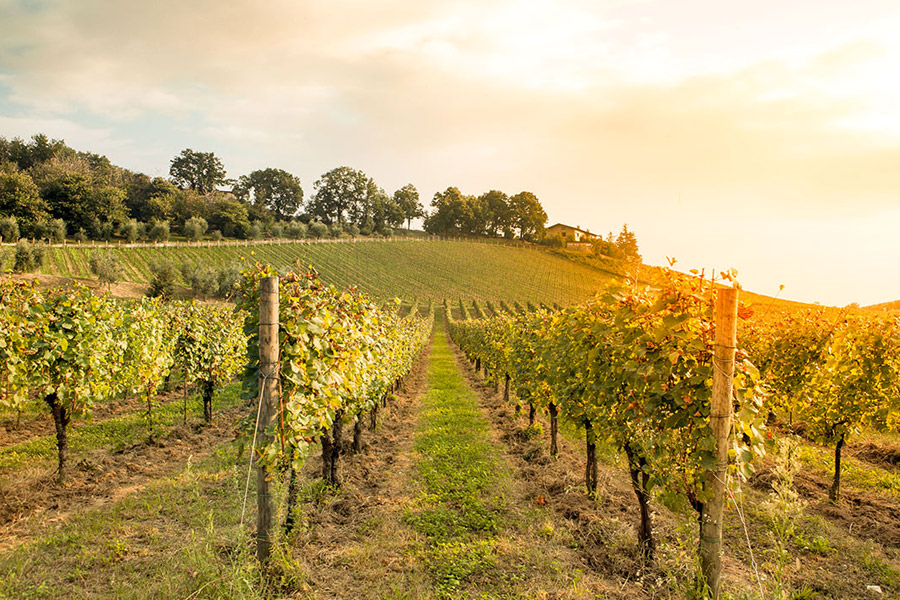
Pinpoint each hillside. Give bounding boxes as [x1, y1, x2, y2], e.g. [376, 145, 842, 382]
[29, 239, 618, 306]
[866, 299, 900, 312]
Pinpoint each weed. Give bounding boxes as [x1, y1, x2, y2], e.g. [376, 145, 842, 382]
[521, 422, 543, 440]
[793, 533, 834, 556]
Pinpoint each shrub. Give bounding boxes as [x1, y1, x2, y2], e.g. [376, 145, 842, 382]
[215, 263, 243, 299]
[180, 259, 217, 297]
[88, 216, 103, 240]
[74, 228, 87, 242]
[122, 219, 141, 243]
[99, 220, 115, 241]
[309, 220, 328, 239]
[268, 222, 284, 239]
[147, 259, 178, 299]
[148, 219, 170, 242]
[209, 229, 224, 241]
[328, 222, 343, 238]
[248, 220, 264, 240]
[48, 219, 66, 243]
[285, 221, 307, 239]
[89, 251, 123, 290]
[346, 223, 360, 238]
[0, 216, 19, 242]
[29, 219, 48, 240]
[13, 240, 44, 273]
[183, 216, 208, 242]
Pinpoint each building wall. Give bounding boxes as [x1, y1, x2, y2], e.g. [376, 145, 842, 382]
[546, 224, 597, 243]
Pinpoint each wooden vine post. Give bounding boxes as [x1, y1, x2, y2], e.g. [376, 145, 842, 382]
[257, 276, 280, 563]
[699, 287, 738, 598]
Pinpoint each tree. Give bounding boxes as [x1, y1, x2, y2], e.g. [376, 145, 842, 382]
[477, 190, 511, 237]
[363, 184, 403, 234]
[393, 184, 424, 230]
[89, 251, 123, 290]
[42, 173, 127, 235]
[208, 198, 250, 239]
[508, 191, 547, 241]
[423, 187, 477, 235]
[0, 134, 70, 171]
[168, 149, 226, 195]
[308, 167, 372, 226]
[233, 168, 303, 220]
[125, 176, 179, 222]
[0, 166, 48, 229]
[615, 224, 641, 261]
[183, 216, 208, 241]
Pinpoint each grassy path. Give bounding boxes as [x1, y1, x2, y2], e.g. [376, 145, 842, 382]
[400, 318, 608, 599]
[404, 317, 509, 597]
[286, 318, 611, 599]
[0, 320, 615, 600]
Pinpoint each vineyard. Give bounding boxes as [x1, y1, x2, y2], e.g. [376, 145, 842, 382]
[22, 238, 616, 306]
[0, 247, 898, 599]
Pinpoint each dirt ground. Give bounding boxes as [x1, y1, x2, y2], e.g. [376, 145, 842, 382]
[0, 383, 195, 447]
[283, 341, 433, 599]
[0, 401, 244, 551]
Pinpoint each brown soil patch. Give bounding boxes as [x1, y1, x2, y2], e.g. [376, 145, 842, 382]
[0, 402, 245, 551]
[284, 340, 432, 599]
[2, 272, 149, 299]
[794, 471, 900, 547]
[0, 383, 195, 447]
[851, 441, 900, 469]
[750, 454, 900, 548]
[449, 341, 652, 599]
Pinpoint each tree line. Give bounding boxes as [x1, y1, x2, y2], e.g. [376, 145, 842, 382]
[0, 133, 551, 244]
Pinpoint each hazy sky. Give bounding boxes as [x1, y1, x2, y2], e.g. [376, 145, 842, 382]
[1, 0, 898, 306]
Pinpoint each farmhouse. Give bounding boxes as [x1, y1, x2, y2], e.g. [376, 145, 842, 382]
[544, 223, 601, 243]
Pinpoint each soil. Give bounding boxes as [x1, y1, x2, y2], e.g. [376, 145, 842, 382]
[3, 272, 149, 299]
[795, 471, 900, 547]
[0, 383, 195, 447]
[449, 339, 652, 598]
[283, 340, 432, 599]
[851, 440, 900, 469]
[750, 453, 900, 548]
[0, 401, 244, 551]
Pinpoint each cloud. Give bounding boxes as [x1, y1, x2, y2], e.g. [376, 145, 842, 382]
[2, 0, 899, 212]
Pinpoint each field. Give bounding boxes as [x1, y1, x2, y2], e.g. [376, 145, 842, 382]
[1, 240, 898, 600]
[26, 239, 617, 306]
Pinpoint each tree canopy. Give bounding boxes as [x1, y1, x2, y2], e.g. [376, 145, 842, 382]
[168, 149, 226, 195]
[308, 166, 371, 226]
[393, 184, 424, 230]
[424, 187, 547, 241]
[0, 132, 563, 245]
[233, 168, 304, 220]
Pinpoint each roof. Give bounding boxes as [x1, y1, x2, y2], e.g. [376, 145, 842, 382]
[545, 223, 599, 237]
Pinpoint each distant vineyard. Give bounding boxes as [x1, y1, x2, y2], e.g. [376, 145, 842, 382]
[34, 239, 616, 306]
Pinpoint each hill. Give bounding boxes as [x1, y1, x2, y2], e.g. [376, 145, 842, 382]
[865, 299, 900, 312]
[29, 239, 618, 306]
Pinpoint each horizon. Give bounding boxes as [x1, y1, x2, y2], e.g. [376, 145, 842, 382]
[2, 0, 899, 306]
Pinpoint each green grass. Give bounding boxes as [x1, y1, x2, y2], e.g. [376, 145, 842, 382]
[404, 318, 508, 597]
[41, 240, 617, 306]
[0, 382, 243, 471]
[0, 440, 267, 599]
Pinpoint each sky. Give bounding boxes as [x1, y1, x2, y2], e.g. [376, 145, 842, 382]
[1, 0, 899, 306]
